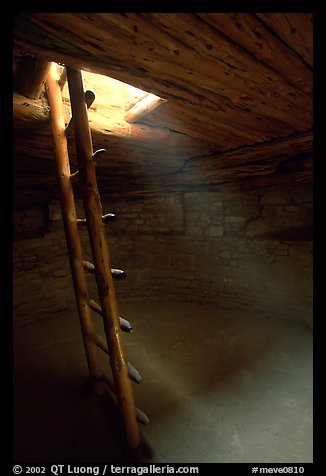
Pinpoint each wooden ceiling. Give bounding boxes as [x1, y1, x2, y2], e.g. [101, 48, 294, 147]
[13, 13, 313, 203]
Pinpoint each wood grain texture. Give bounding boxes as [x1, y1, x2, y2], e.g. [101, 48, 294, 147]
[66, 67, 140, 448]
[197, 13, 312, 92]
[45, 63, 104, 395]
[255, 13, 313, 67]
[13, 13, 313, 200]
[15, 56, 51, 99]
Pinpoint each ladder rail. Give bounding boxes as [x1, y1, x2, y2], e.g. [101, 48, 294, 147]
[45, 63, 104, 396]
[66, 67, 140, 449]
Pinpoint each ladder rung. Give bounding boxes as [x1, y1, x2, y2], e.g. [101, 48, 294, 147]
[69, 170, 79, 183]
[92, 148, 108, 161]
[77, 213, 116, 225]
[83, 261, 126, 280]
[127, 362, 142, 384]
[119, 316, 133, 333]
[89, 299, 133, 332]
[102, 373, 149, 426]
[93, 334, 141, 384]
[102, 213, 116, 223]
[46, 65, 104, 397]
[65, 90, 95, 136]
[56, 66, 141, 448]
[84, 90, 96, 108]
[111, 269, 127, 280]
[83, 260, 95, 273]
[135, 407, 150, 426]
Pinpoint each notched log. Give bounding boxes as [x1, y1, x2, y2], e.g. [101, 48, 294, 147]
[15, 55, 51, 99]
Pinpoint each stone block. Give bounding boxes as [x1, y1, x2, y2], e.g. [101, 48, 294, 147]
[224, 223, 245, 233]
[172, 254, 195, 272]
[13, 188, 312, 326]
[199, 212, 210, 224]
[224, 216, 246, 223]
[195, 256, 221, 272]
[151, 268, 173, 279]
[152, 253, 172, 269]
[172, 270, 196, 281]
[185, 211, 200, 223]
[186, 226, 202, 237]
[205, 225, 224, 237]
[208, 201, 223, 214]
[53, 269, 68, 277]
[230, 260, 239, 267]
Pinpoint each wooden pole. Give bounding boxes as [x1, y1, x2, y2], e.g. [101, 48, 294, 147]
[93, 334, 141, 384]
[66, 67, 140, 448]
[102, 373, 149, 426]
[45, 62, 104, 396]
[65, 90, 95, 137]
[88, 299, 133, 332]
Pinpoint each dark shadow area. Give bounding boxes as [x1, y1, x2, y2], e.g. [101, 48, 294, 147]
[250, 225, 313, 241]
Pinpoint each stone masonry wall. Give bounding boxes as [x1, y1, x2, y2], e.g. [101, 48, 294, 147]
[13, 183, 313, 328]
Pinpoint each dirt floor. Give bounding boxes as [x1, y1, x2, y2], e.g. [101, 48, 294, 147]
[13, 301, 313, 463]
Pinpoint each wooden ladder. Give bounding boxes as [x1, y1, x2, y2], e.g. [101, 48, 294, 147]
[45, 62, 147, 449]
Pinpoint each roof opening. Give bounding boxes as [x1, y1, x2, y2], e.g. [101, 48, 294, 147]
[56, 64, 166, 127]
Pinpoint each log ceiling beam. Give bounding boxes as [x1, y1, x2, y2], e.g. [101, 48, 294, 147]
[13, 13, 313, 200]
[14, 55, 51, 99]
[13, 14, 312, 121]
[255, 13, 313, 68]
